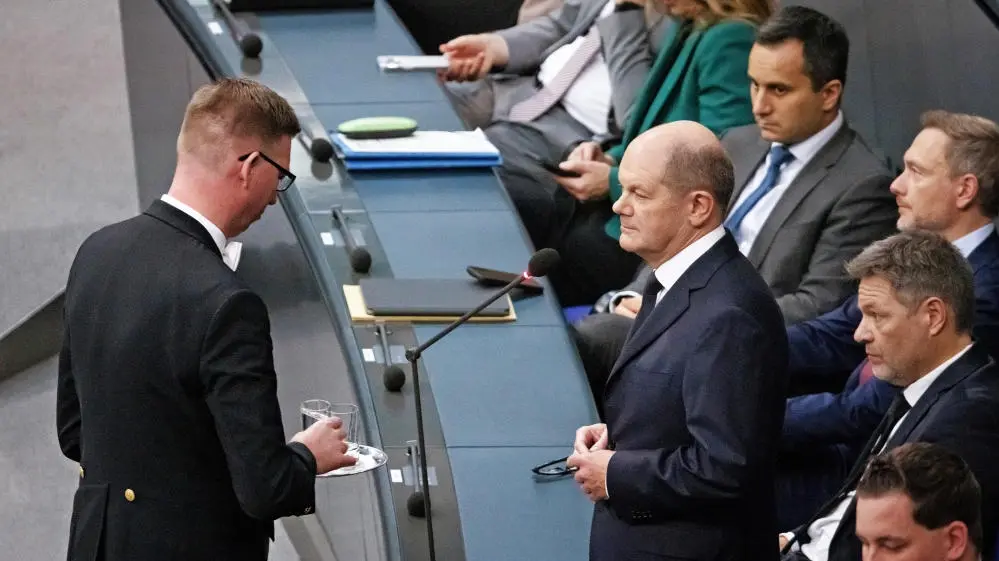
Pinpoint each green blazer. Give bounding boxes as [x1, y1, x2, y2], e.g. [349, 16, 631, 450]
[603, 19, 757, 239]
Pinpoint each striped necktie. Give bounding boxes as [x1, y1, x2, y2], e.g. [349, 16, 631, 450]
[507, 27, 602, 123]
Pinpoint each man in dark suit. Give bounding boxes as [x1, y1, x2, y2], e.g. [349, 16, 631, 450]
[854, 443, 984, 561]
[566, 121, 788, 561]
[56, 78, 356, 561]
[777, 110, 999, 529]
[779, 231, 999, 561]
[572, 7, 897, 401]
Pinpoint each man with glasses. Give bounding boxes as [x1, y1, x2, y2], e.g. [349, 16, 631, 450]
[57, 78, 353, 561]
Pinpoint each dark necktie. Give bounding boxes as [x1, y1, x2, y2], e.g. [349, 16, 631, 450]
[791, 393, 911, 546]
[724, 144, 795, 241]
[631, 274, 663, 329]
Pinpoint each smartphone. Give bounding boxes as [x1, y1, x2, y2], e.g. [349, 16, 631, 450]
[536, 157, 581, 178]
[376, 55, 449, 72]
[467, 266, 544, 294]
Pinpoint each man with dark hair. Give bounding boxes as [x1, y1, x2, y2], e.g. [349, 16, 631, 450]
[778, 231, 999, 561]
[57, 78, 356, 561]
[855, 443, 983, 561]
[573, 5, 896, 407]
[778, 110, 999, 529]
[567, 121, 788, 561]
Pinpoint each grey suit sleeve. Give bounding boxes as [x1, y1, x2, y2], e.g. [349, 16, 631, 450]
[495, 0, 582, 75]
[595, 9, 652, 130]
[776, 173, 897, 325]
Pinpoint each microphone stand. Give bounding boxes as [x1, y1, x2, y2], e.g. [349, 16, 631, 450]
[403, 273, 531, 561]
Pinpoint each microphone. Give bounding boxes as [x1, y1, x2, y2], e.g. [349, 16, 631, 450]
[376, 323, 407, 392]
[297, 126, 335, 163]
[402, 248, 559, 561]
[210, 0, 263, 58]
[330, 205, 372, 273]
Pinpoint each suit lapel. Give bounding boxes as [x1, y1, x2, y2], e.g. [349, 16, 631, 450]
[144, 199, 223, 257]
[885, 345, 993, 449]
[608, 234, 739, 384]
[726, 132, 770, 213]
[968, 231, 999, 273]
[630, 24, 699, 138]
[746, 126, 856, 268]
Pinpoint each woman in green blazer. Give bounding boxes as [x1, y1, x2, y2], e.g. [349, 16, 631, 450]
[547, 0, 773, 307]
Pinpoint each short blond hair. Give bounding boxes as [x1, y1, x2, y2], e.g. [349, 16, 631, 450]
[177, 78, 300, 166]
[920, 110, 999, 218]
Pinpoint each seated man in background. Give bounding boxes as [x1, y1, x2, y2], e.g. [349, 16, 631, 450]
[778, 231, 999, 561]
[777, 110, 999, 530]
[539, 0, 773, 306]
[573, 6, 897, 399]
[439, 0, 668, 242]
[855, 443, 984, 561]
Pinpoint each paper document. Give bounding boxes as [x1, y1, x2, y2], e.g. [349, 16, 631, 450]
[331, 129, 500, 158]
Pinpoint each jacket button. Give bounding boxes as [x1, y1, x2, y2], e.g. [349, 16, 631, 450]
[79, 466, 84, 478]
[124, 489, 136, 502]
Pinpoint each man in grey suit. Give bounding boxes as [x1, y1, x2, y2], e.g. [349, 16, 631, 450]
[439, 0, 666, 237]
[573, 7, 898, 407]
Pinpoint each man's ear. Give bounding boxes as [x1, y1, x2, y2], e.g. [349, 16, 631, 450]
[687, 190, 716, 228]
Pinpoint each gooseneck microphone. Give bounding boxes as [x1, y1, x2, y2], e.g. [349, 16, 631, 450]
[403, 248, 560, 561]
[210, 0, 263, 58]
[330, 205, 372, 273]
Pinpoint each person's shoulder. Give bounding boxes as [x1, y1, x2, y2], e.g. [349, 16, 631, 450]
[699, 17, 758, 42]
[837, 125, 893, 175]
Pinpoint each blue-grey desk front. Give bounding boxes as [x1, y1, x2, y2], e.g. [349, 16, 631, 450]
[192, 1, 597, 560]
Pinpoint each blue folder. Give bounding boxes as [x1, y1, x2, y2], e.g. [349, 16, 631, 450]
[329, 132, 502, 171]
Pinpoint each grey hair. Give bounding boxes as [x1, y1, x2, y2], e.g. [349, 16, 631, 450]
[846, 231, 975, 333]
[661, 142, 736, 210]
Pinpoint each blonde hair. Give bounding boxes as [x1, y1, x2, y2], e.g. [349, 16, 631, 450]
[920, 110, 999, 218]
[177, 78, 300, 167]
[694, 0, 774, 27]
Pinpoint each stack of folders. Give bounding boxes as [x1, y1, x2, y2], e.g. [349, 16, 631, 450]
[329, 129, 502, 171]
[343, 278, 516, 323]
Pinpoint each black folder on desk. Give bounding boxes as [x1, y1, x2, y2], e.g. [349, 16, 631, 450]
[359, 278, 510, 317]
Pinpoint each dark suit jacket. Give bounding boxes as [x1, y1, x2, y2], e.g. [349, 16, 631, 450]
[723, 123, 897, 325]
[783, 230, 999, 451]
[814, 345, 999, 561]
[592, 233, 788, 561]
[57, 200, 317, 561]
[612, 124, 896, 327]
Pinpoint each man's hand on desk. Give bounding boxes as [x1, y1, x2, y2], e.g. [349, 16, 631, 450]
[567, 141, 615, 165]
[613, 296, 641, 319]
[567, 450, 614, 502]
[554, 160, 611, 202]
[438, 34, 510, 81]
[292, 416, 358, 474]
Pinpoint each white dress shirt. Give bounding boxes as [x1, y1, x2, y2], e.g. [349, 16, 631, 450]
[953, 223, 995, 259]
[728, 111, 845, 256]
[792, 343, 974, 561]
[535, 0, 615, 135]
[160, 194, 241, 271]
[652, 226, 727, 304]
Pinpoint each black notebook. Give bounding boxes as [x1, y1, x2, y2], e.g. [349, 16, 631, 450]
[360, 278, 511, 317]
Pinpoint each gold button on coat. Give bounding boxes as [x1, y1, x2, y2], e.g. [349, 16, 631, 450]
[79, 466, 84, 477]
[124, 489, 135, 502]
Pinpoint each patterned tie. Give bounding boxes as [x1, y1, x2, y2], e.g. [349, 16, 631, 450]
[724, 144, 795, 241]
[507, 27, 602, 123]
[222, 241, 242, 271]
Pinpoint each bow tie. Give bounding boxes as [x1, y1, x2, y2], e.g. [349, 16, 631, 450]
[222, 241, 242, 271]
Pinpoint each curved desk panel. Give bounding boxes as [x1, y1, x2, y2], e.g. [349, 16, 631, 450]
[132, 2, 598, 560]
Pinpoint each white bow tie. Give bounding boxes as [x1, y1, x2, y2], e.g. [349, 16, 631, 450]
[222, 241, 242, 271]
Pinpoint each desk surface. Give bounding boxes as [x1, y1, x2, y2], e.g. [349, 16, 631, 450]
[178, 1, 598, 560]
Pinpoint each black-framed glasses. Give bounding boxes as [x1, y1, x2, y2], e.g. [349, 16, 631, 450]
[238, 151, 296, 192]
[531, 455, 578, 480]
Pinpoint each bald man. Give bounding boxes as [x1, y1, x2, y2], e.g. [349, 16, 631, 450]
[568, 122, 789, 561]
[57, 79, 355, 561]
